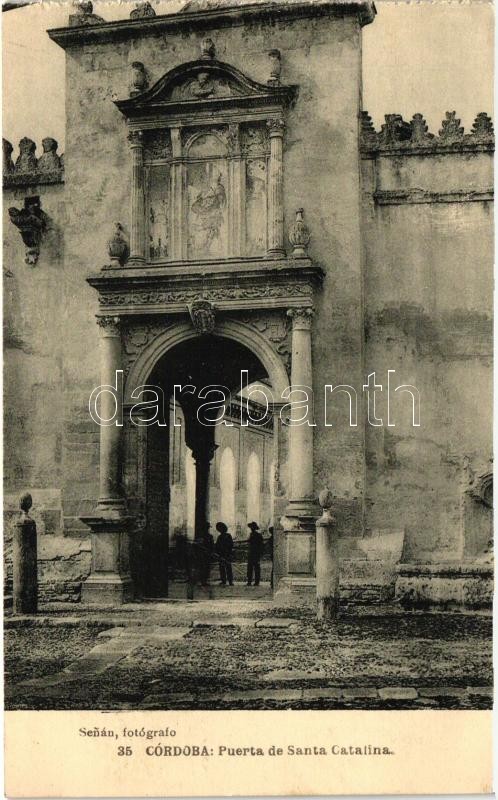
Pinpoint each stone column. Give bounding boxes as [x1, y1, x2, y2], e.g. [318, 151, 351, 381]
[315, 489, 339, 619]
[193, 441, 217, 538]
[281, 307, 319, 583]
[169, 127, 185, 260]
[266, 117, 285, 257]
[128, 130, 146, 264]
[13, 493, 37, 615]
[81, 315, 133, 605]
[286, 307, 316, 513]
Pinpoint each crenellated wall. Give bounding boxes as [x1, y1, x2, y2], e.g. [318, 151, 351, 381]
[359, 110, 493, 606]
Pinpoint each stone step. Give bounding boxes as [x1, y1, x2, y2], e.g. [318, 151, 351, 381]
[167, 580, 272, 600]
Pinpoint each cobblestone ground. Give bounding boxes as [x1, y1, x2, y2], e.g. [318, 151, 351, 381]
[4, 601, 493, 710]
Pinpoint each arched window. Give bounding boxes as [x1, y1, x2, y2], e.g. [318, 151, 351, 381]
[219, 447, 236, 529]
[246, 451, 261, 524]
[185, 448, 196, 540]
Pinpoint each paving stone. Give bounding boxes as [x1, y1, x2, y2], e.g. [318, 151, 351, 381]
[255, 618, 296, 628]
[222, 689, 266, 701]
[97, 627, 126, 639]
[263, 669, 327, 681]
[263, 689, 303, 701]
[466, 686, 493, 697]
[418, 687, 467, 698]
[341, 688, 379, 699]
[141, 692, 196, 707]
[143, 627, 191, 640]
[192, 618, 247, 628]
[378, 687, 418, 701]
[301, 687, 343, 699]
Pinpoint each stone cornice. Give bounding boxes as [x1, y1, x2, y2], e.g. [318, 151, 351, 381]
[48, 1, 376, 49]
[88, 257, 324, 315]
[374, 188, 494, 206]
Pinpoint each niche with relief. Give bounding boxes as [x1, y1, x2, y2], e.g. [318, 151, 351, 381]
[116, 52, 297, 265]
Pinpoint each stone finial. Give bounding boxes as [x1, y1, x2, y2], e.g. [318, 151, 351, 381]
[201, 37, 215, 60]
[360, 111, 378, 148]
[130, 1, 156, 18]
[438, 111, 464, 143]
[19, 492, 33, 516]
[107, 223, 129, 267]
[189, 299, 216, 335]
[318, 488, 334, 511]
[130, 62, 148, 97]
[3, 138, 14, 174]
[410, 113, 435, 145]
[288, 208, 311, 257]
[470, 112, 494, 143]
[69, 1, 104, 26]
[378, 114, 411, 146]
[38, 138, 61, 173]
[15, 138, 37, 173]
[268, 49, 281, 85]
[8, 196, 47, 266]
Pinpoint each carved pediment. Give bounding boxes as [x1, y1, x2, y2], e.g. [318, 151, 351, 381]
[115, 59, 297, 118]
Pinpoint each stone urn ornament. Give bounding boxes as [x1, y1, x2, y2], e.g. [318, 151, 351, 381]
[130, 62, 148, 97]
[107, 223, 129, 267]
[289, 208, 311, 257]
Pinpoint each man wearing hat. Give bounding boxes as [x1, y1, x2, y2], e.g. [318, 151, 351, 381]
[215, 521, 234, 586]
[196, 521, 214, 587]
[246, 521, 264, 587]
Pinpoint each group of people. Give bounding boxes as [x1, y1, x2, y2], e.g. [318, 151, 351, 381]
[190, 521, 273, 588]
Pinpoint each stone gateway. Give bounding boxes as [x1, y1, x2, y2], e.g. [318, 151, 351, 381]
[3, 0, 493, 610]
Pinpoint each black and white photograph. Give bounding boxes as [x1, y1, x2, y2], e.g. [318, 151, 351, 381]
[2, 0, 493, 754]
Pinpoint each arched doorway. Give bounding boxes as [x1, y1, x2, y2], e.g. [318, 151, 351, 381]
[126, 330, 283, 598]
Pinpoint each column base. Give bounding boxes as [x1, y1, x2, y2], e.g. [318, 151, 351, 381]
[81, 573, 134, 606]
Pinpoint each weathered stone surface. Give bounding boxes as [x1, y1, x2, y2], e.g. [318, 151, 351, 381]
[378, 687, 418, 701]
[255, 618, 296, 628]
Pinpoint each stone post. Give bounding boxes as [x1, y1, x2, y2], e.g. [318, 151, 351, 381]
[81, 315, 132, 605]
[266, 117, 285, 257]
[128, 130, 146, 263]
[316, 488, 339, 619]
[13, 493, 37, 615]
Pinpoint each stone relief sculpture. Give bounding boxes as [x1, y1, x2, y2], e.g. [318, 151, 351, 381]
[189, 299, 216, 335]
[187, 163, 228, 258]
[8, 196, 48, 265]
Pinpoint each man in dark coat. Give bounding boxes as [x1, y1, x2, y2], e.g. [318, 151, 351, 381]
[196, 522, 214, 586]
[215, 522, 234, 586]
[247, 521, 264, 586]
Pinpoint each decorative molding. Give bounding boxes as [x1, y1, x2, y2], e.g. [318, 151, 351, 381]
[122, 318, 173, 376]
[143, 128, 171, 160]
[267, 117, 285, 136]
[114, 60, 298, 121]
[288, 208, 311, 257]
[48, 2, 376, 49]
[238, 310, 291, 374]
[188, 299, 216, 335]
[3, 137, 64, 188]
[361, 110, 495, 155]
[374, 188, 494, 206]
[8, 196, 48, 265]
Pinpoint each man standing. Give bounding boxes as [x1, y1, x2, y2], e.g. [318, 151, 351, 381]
[215, 522, 234, 586]
[196, 522, 214, 587]
[246, 521, 264, 587]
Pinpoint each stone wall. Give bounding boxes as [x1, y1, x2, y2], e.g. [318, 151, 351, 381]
[360, 111, 493, 601]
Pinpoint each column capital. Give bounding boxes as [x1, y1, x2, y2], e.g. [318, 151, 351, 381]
[127, 129, 144, 148]
[287, 307, 314, 330]
[96, 315, 121, 336]
[267, 117, 285, 137]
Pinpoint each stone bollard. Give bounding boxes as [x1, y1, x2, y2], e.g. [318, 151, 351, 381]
[316, 488, 339, 620]
[13, 493, 38, 614]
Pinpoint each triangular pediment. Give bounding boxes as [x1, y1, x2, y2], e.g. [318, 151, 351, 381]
[115, 59, 297, 118]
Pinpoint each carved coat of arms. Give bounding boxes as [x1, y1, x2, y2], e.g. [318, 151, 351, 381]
[189, 300, 216, 335]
